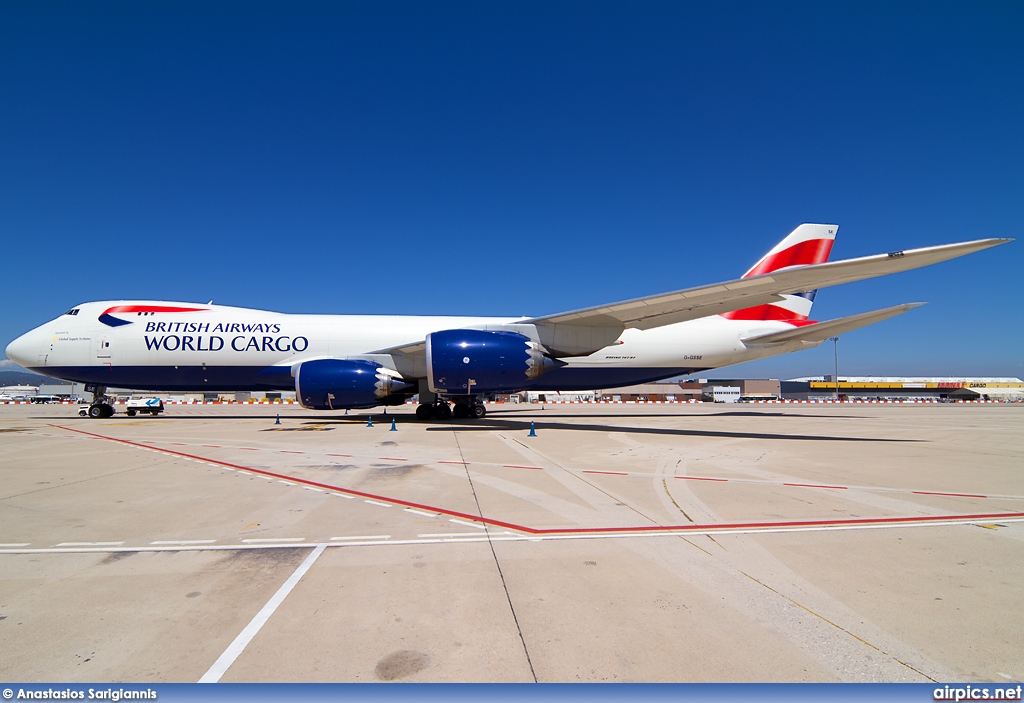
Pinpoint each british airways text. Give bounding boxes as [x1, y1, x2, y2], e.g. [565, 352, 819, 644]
[142, 321, 307, 353]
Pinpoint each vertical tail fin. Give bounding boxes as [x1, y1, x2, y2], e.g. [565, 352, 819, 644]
[721, 223, 837, 323]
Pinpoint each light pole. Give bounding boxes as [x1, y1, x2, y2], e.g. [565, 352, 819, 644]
[830, 337, 840, 399]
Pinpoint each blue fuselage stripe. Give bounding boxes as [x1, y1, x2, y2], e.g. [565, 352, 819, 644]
[29, 365, 707, 393]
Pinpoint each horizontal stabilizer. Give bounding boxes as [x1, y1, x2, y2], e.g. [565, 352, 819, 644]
[741, 303, 926, 347]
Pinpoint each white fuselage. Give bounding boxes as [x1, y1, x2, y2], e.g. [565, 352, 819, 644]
[6, 300, 811, 393]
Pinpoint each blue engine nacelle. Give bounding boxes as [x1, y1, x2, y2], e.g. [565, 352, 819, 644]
[295, 359, 408, 410]
[426, 329, 563, 394]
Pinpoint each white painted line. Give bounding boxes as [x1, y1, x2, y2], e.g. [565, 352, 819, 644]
[4, 518, 1024, 556]
[0, 543, 30, 547]
[278, 481, 294, 486]
[198, 543, 327, 683]
[241, 538, 306, 543]
[257, 476, 273, 481]
[418, 531, 513, 538]
[151, 540, 217, 545]
[305, 487, 323, 492]
[405, 509, 438, 517]
[55, 541, 124, 547]
[449, 519, 487, 529]
[329, 535, 391, 541]
[364, 499, 392, 508]
[329, 493, 354, 499]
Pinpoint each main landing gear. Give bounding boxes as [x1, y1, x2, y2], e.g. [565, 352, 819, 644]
[453, 401, 487, 419]
[416, 401, 452, 420]
[415, 398, 486, 421]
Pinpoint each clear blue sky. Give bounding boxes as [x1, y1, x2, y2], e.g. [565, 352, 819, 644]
[2, 1, 1021, 379]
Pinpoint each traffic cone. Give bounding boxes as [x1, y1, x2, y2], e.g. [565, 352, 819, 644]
[528, 421, 536, 437]
[275, 414, 280, 425]
[367, 416, 373, 427]
[390, 417, 397, 431]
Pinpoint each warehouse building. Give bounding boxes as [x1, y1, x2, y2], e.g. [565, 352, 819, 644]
[782, 377, 1024, 402]
[591, 379, 779, 403]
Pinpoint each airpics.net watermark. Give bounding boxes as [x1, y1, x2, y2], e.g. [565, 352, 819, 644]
[935, 685, 1023, 701]
[2, 690, 155, 702]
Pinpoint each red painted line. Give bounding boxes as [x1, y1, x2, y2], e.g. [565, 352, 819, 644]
[326, 453, 351, 457]
[675, 476, 728, 482]
[438, 461, 469, 465]
[582, 470, 628, 476]
[913, 490, 987, 498]
[784, 483, 849, 490]
[503, 465, 544, 471]
[239, 447, 259, 451]
[48, 425, 1024, 539]
[51, 424, 527, 533]
[203, 445, 221, 448]
[280, 450, 304, 454]
[532, 512, 1024, 536]
[378, 457, 408, 462]
[170, 442, 187, 446]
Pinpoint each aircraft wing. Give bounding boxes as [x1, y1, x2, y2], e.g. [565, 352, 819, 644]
[740, 303, 925, 347]
[523, 238, 1010, 331]
[372, 237, 1009, 358]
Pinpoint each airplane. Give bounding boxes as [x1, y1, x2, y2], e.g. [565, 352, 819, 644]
[4, 224, 1011, 419]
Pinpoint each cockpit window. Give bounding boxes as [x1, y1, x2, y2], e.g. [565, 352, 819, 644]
[63, 309, 80, 316]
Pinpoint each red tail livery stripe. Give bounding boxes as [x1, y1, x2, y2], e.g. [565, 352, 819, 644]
[722, 305, 818, 323]
[744, 238, 834, 278]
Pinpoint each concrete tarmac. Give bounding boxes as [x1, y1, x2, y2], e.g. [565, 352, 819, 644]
[1, 402, 1021, 682]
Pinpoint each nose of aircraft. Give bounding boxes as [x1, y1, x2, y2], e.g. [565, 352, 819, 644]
[5, 328, 42, 369]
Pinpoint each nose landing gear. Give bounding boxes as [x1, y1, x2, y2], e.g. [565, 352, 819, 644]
[83, 385, 115, 418]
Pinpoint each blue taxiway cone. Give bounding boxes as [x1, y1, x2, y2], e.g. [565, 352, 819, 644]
[390, 417, 397, 431]
[367, 416, 374, 428]
[528, 420, 537, 437]
[275, 414, 280, 425]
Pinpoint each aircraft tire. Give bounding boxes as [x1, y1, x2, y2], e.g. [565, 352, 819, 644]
[434, 402, 452, 421]
[415, 404, 433, 420]
[471, 403, 486, 419]
[452, 404, 469, 419]
[88, 405, 104, 419]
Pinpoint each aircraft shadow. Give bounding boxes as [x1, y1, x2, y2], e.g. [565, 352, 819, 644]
[49, 414, 335, 422]
[422, 417, 916, 443]
[47, 411, 883, 444]
[474, 408, 873, 420]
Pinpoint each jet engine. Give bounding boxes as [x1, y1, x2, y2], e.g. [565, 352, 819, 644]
[426, 329, 564, 394]
[295, 359, 409, 410]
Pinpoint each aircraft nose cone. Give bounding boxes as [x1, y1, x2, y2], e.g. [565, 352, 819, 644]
[5, 330, 40, 369]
